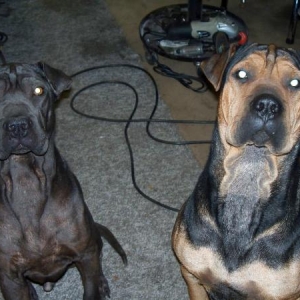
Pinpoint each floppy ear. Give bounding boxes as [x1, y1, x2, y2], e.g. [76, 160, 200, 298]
[200, 45, 236, 91]
[37, 62, 72, 98]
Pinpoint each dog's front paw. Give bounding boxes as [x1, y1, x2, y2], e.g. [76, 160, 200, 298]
[99, 275, 110, 298]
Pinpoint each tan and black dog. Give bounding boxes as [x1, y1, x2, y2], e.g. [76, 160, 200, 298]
[172, 43, 300, 299]
[0, 63, 127, 300]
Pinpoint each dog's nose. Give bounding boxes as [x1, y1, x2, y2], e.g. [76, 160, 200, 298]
[251, 94, 282, 122]
[3, 117, 32, 138]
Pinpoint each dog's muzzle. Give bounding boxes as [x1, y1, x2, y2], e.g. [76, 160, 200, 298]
[2, 116, 33, 153]
[249, 94, 282, 145]
[232, 93, 286, 152]
[0, 114, 48, 158]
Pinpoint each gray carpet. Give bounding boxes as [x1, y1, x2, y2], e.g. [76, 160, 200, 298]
[0, 0, 201, 299]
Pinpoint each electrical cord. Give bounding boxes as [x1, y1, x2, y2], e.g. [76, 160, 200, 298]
[140, 31, 209, 93]
[70, 64, 215, 212]
[152, 60, 208, 94]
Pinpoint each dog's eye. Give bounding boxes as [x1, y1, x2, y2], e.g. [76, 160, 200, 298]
[34, 87, 44, 96]
[290, 79, 300, 88]
[236, 70, 248, 80]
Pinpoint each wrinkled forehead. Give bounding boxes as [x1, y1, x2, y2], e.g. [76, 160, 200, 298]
[222, 44, 300, 84]
[0, 64, 43, 78]
[0, 64, 46, 92]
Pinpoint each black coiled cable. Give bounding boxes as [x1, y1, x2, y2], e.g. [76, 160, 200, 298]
[70, 64, 215, 212]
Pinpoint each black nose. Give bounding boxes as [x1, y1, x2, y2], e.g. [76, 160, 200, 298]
[251, 94, 282, 122]
[3, 117, 32, 138]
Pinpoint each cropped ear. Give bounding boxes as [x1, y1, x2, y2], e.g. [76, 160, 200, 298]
[200, 45, 236, 91]
[37, 62, 72, 98]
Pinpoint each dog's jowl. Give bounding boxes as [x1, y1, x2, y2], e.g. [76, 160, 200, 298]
[172, 44, 300, 300]
[0, 63, 127, 300]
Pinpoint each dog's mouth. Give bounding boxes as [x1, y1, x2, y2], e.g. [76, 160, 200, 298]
[0, 135, 50, 160]
[249, 129, 273, 147]
[226, 124, 289, 156]
[12, 143, 31, 154]
[14, 137, 49, 155]
[226, 109, 287, 155]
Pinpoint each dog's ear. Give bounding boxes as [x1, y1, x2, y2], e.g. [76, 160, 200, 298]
[200, 45, 236, 91]
[37, 62, 72, 98]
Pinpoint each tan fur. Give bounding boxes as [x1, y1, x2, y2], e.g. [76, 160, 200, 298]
[219, 52, 300, 155]
[174, 226, 300, 300]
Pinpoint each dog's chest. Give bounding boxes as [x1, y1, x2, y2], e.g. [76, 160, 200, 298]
[178, 147, 300, 298]
[0, 207, 77, 282]
[1, 158, 49, 229]
[178, 237, 300, 299]
[0, 157, 86, 273]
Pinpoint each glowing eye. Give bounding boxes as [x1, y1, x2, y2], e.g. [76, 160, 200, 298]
[237, 70, 247, 79]
[290, 79, 299, 87]
[34, 87, 44, 96]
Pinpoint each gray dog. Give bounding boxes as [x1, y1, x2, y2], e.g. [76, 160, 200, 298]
[0, 63, 127, 300]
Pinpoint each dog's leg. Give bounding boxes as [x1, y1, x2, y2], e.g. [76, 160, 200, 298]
[28, 282, 39, 300]
[0, 275, 38, 300]
[181, 266, 209, 300]
[76, 248, 110, 300]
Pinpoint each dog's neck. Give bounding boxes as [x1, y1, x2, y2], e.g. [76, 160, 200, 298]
[217, 146, 276, 256]
[0, 140, 57, 229]
[208, 130, 300, 262]
[220, 145, 277, 200]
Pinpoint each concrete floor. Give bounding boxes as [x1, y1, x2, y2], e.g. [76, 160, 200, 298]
[106, 0, 299, 166]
